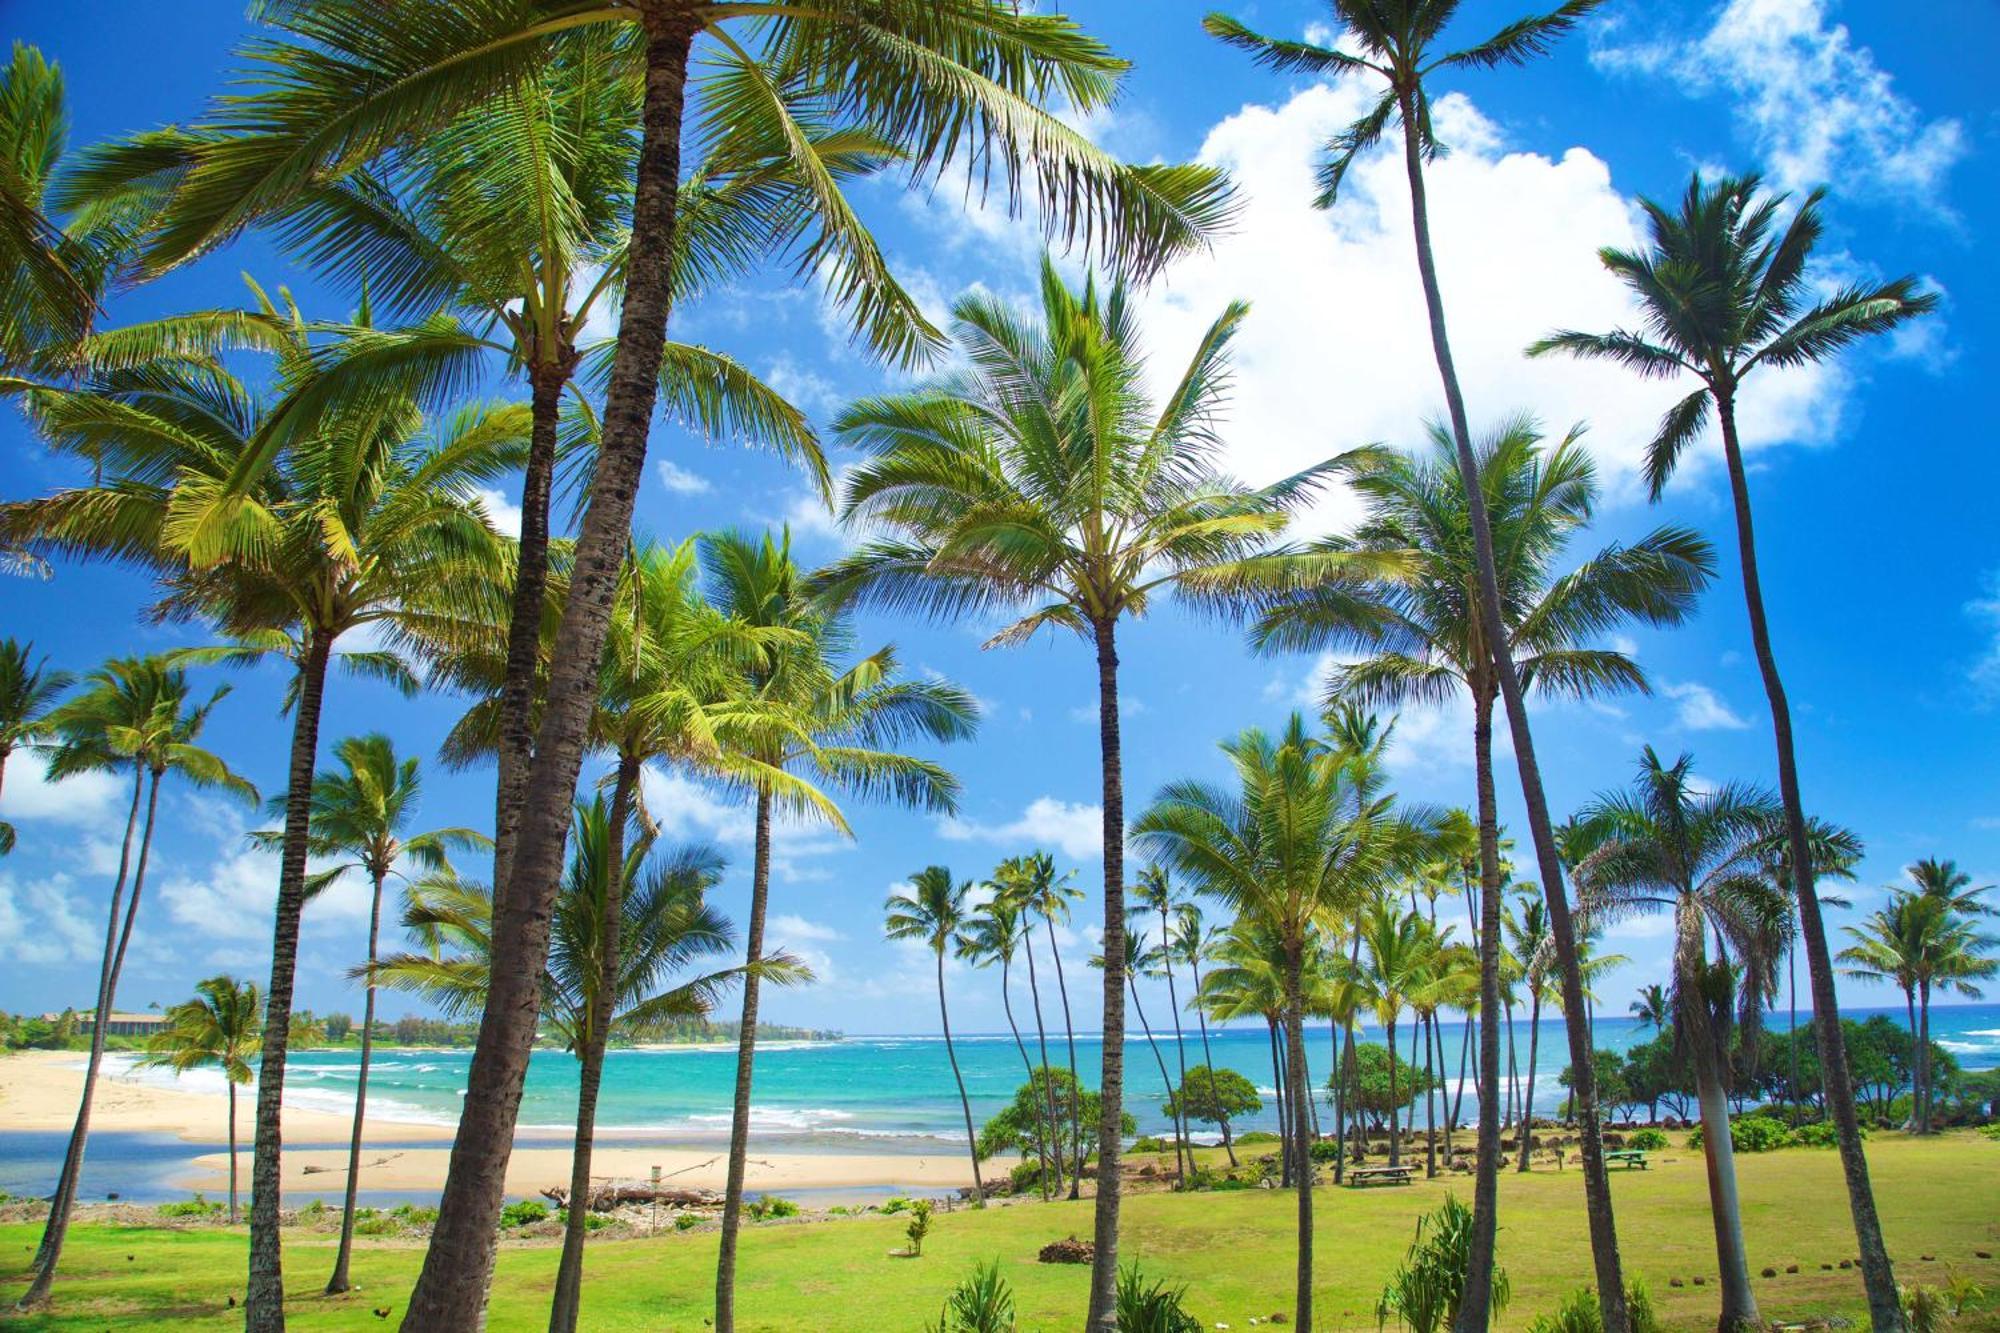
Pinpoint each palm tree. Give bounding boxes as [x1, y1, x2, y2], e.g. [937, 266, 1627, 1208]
[1531, 174, 1936, 1330]
[136, 976, 264, 1223]
[0, 638, 71, 855]
[814, 261, 1328, 1322]
[1504, 896, 1552, 1169]
[1, 305, 520, 1321]
[1899, 860, 1995, 1130]
[1242, 421, 1709, 1324]
[700, 529, 974, 1326]
[1003, 852, 1088, 1199]
[1199, 920, 1295, 1168]
[18, 657, 255, 1309]
[957, 891, 1051, 1197]
[374, 797, 788, 1332]
[1574, 748, 1790, 1333]
[884, 867, 985, 1202]
[1136, 712, 1425, 1328]
[1630, 985, 1669, 1036]
[270, 735, 485, 1296]
[130, 16, 1229, 1319]
[1137, 867, 1196, 1181]
[1171, 902, 1238, 1167]
[1091, 914, 1183, 1189]
[1204, 4, 1628, 1320]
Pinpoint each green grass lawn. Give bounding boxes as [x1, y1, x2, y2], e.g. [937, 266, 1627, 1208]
[4, 1132, 1997, 1330]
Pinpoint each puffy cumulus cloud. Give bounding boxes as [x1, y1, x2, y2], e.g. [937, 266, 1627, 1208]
[155, 806, 373, 961]
[637, 768, 848, 884]
[1592, 0, 1965, 205]
[0, 872, 102, 966]
[768, 913, 843, 943]
[939, 796, 1104, 862]
[0, 755, 127, 834]
[654, 459, 712, 495]
[471, 486, 523, 538]
[1661, 679, 1753, 731]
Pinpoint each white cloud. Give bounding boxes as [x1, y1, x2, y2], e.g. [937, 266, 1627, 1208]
[762, 357, 841, 416]
[768, 913, 843, 943]
[637, 768, 847, 884]
[1067, 695, 1145, 724]
[0, 872, 102, 966]
[472, 486, 522, 538]
[939, 796, 1104, 862]
[1661, 679, 1753, 731]
[654, 459, 713, 495]
[0, 754, 126, 833]
[1592, 0, 1964, 203]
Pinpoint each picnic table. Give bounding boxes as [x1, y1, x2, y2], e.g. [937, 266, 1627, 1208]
[1345, 1164, 1415, 1188]
[1605, 1149, 1651, 1170]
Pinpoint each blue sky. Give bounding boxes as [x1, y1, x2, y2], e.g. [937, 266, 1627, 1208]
[3, 1, 1995, 1036]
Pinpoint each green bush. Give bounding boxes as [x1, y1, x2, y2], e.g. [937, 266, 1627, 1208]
[1378, 1196, 1508, 1333]
[1235, 1130, 1280, 1145]
[674, 1212, 702, 1232]
[391, 1203, 439, 1225]
[746, 1194, 799, 1222]
[583, 1212, 612, 1232]
[298, 1198, 327, 1219]
[882, 1195, 913, 1214]
[1309, 1139, 1340, 1163]
[1980, 1123, 2000, 1142]
[1523, 1282, 1661, 1333]
[1115, 1262, 1201, 1333]
[904, 1198, 934, 1256]
[1790, 1120, 1860, 1148]
[157, 1194, 225, 1219]
[927, 1259, 1015, 1332]
[1687, 1116, 1793, 1153]
[354, 1214, 402, 1236]
[499, 1199, 549, 1228]
[1129, 1134, 1169, 1153]
[1623, 1128, 1668, 1152]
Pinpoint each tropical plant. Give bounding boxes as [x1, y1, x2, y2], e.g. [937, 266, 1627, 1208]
[884, 867, 985, 1202]
[816, 260, 1330, 1318]
[267, 734, 484, 1295]
[1115, 1263, 1203, 1333]
[136, 976, 265, 1224]
[1573, 748, 1790, 1330]
[1166, 1065, 1262, 1146]
[1090, 914, 1184, 1189]
[0, 637, 71, 855]
[1137, 866, 1197, 1180]
[957, 890, 1051, 1197]
[1169, 901, 1239, 1166]
[1629, 985, 1669, 1036]
[373, 797, 793, 1330]
[1377, 1195, 1509, 1333]
[1, 299, 521, 1321]
[701, 528, 974, 1315]
[1531, 173, 1937, 1332]
[975, 1068, 1133, 1184]
[928, 1259, 1016, 1333]
[1135, 711, 1427, 1326]
[902, 1198, 934, 1257]
[17, 657, 254, 1309]
[996, 851, 1087, 1199]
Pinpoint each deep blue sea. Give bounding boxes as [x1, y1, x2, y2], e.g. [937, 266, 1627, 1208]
[5, 1005, 1992, 1204]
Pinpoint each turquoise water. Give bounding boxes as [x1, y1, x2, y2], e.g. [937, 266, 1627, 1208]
[92, 1003, 2000, 1154]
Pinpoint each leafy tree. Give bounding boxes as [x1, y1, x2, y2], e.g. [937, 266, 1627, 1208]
[1340, 1042, 1441, 1126]
[1167, 1066, 1262, 1135]
[0, 637, 71, 855]
[884, 867, 985, 1202]
[19, 658, 254, 1308]
[137, 976, 265, 1223]
[976, 1068, 1134, 1186]
[1204, 2, 1630, 1322]
[1532, 175, 1937, 1332]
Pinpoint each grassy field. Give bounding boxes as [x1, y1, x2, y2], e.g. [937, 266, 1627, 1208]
[3, 1132, 1996, 1330]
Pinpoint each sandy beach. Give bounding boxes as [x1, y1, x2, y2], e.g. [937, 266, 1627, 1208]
[0, 1049, 976, 1196]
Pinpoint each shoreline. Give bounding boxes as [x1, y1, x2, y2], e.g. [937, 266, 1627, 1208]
[0, 1049, 978, 1198]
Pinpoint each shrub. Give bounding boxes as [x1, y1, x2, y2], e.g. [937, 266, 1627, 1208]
[746, 1194, 799, 1222]
[1977, 1123, 2000, 1142]
[298, 1199, 327, 1219]
[1008, 1160, 1048, 1194]
[1624, 1128, 1668, 1152]
[1130, 1134, 1169, 1154]
[157, 1194, 224, 1219]
[1790, 1120, 1859, 1148]
[1115, 1262, 1201, 1333]
[882, 1195, 913, 1214]
[1235, 1130, 1280, 1145]
[1902, 1284, 1947, 1333]
[355, 1214, 402, 1236]
[928, 1259, 1015, 1332]
[391, 1203, 439, 1226]
[1309, 1139, 1340, 1163]
[1378, 1196, 1508, 1333]
[905, 1199, 934, 1257]
[1688, 1116, 1793, 1153]
[674, 1212, 702, 1232]
[1524, 1281, 1661, 1333]
[499, 1199, 549, 1228]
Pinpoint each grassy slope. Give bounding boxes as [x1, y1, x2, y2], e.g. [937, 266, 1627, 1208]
[3, 1134, 1996, 1330]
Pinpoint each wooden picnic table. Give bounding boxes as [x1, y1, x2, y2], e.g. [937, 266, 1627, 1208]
[1604, 1149, 1651, 1170]
[1345, 1164, 1415, 1188]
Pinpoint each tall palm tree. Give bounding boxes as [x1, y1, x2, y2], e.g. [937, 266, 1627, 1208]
[1199, 919, 1295, 1167]
[1754, 820, 1859, 1122]
[884, 867, 985, 1202]
[1171, 902, 1238, 1167]
[17, 658, 255, 1310]
[0, 638, 71, 855]
[815, 262, 1329, 1323]
[1003, 851, 1088, 1199]
[373, 796, 785, 1333]
[1242, 422, 1709, 1324]
[270, 735, 486, 1296]
[957, 892, 1051, 1197]
[128, 15, 1230, 1319]
[1090, 914, 1183, 1188]
[1630, 985, 1669, 1036]
[700, 529, 974, 1325]
[137, 976, 264, 1223]
[1899, 860, 1995, 1130]
[1136, 713, 1425, 1329]
[1531, 175, 1936, 1331]
[1574, 748, 1790, 1333]
[1, 304, 521, 1321]
[1504, 896, 1552, 1169]
[1204, 5, 1628, 1321]
[1137, 866, 1197, 1180]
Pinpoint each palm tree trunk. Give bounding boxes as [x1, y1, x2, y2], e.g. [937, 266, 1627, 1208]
[1694, 1041, 1760, 1331]
[1048, 909, 1084, 1199]
[1190, 953, 1235, 1166]
[1130, 976, 1180, 1188]
[326, 864, 388, 1294]
[937, 948, 985, 1202]
[1085, 616, 1128, 1333]
[551, 752, 638, 1333]
[1333, 1019, 1352, 1184]
[401, 14, 698, 1324]
[1787, 943, 1800, 1122]
[1519, 989, 1543, 1172]
[1268, 1019, 1289, 1185]
[1432, 1013, 1452, 1159]
[999, 954, 1050, 1199]
[1916, 981, 1932, 1135]
[1387, 1016, 1401, 1168]
[244, 631, 334, 1332]
[1456, 689, 1507, 1333]
[1424, 1013, 1437, 1179]
[1504, 999, 1519, 1133]
[715, 788, 774, 1333]
[491, 362, 568, 900]
[1394, 86, 1630, 1333]
[1160, 938, 1194, 1184]
[1284, 946, 1315, 1331]
[1900, 990, 1918, 1129]
[229, 1081, 240, 1226]
[1021, 922, 1065, 1196]
[1715, 394, 1900, 1330]
[1454, 1009, 1472, 1133]
[19, 761, 149, 1310]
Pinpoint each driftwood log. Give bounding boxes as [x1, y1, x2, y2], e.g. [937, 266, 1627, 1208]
[540, 1184, 720, 1213]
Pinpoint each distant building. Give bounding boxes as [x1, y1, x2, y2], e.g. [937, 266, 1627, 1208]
[40, 1010, 168, 1037]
